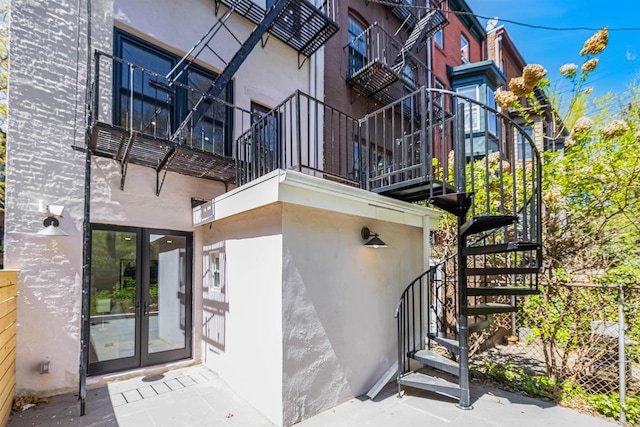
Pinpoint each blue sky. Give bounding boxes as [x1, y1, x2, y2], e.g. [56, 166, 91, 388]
[466, 0, 640, 100]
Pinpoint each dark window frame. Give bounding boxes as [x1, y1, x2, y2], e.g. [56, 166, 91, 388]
[460, 33, 470, 64]
[88, 223, 193, 376]
[113, 29, 234, 156]
[347, 14, 368, 77]
[251, 101, 282, 171]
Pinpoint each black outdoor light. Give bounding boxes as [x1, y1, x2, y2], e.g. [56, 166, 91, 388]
[361, 227, 387, 248]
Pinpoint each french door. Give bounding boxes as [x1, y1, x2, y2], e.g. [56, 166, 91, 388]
[88, 225, 192, 375]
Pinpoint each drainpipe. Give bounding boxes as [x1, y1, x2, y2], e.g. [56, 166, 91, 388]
[79, 0, 93, 416]
[495, 35, 502, 73]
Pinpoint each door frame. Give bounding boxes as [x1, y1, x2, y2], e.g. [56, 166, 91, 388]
[87, 224, 193, 376]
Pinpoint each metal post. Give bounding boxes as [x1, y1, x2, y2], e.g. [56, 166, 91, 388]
[618, 283, 626, 424]
[79, 147, 92, 416]
[80, 0, 93, 415]
[295, 90, 302, 172]
[511, 295, 516, 336]
[455, 103, 472, 409]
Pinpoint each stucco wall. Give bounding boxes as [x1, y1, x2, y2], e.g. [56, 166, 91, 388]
[281, 204, 423, 425]
[7, 0, 314, 396]
[199, 204, 284, 426]
[113, 0, 313, 112]
[7, 0, 110, 394]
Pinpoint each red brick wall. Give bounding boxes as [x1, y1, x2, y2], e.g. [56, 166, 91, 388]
[431, 7, 484, 89]
[323, 0, 424, 119]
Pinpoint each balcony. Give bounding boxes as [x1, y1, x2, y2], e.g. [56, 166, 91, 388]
[88, 52, 253, 193]
[345, 24, 422, 105]
[235, 86, 541, 236]
[234, 88, 452, 195]
[344, 14, 446, 106]
[215, 0, 339, 58]
[386, 0, 418, 28]
[236, 91, 361, 186]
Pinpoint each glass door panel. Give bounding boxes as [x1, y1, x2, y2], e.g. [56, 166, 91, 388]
[147, 234, 187, 354]
[89, 228, 139, 373]
[89, 226, 191, 375]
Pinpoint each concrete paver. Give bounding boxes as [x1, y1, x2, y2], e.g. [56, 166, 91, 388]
[7, 364, 620, 427]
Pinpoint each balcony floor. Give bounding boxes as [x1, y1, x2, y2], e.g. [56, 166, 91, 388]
[216, 0, 339, 57]
[90, 122, 237, 185]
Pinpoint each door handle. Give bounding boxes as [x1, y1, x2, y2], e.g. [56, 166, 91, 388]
[143, 300, 149, 316]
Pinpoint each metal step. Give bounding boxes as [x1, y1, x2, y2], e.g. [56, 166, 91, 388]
[412, 349, 459, 377]
[466, 286, 540, 296]
[460, 215, 517, 237]
[397, 371, 460, 400]
[376, 178, 452, 203]
[463, 242, 541, 256]
[468, 317, 491, 333]
[466, 267, 540, 276]
[427, 332, 459, 355]
[465, 303, 517, 316]
[430, 192, 473, 216]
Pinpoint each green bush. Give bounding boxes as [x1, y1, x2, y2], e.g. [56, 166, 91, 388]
[472, 362, 639, 425]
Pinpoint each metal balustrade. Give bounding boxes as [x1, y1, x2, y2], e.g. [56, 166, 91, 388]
[235, 90, 361, 186]
[89, 51, 253, 192]
[344, 23, 431, 105]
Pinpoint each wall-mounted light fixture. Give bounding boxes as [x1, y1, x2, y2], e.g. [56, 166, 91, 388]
[37, 202, 68, 236]
[361, 227, 387, 248]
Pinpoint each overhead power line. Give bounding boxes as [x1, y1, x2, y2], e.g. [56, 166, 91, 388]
[366, 0, 640, 32]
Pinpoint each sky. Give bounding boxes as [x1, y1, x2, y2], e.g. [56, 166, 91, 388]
[465, 0, 640, 102]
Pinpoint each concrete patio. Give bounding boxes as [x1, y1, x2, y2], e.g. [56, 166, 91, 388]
[7, 364, 620, 426]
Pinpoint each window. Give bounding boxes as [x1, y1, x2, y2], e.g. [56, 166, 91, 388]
[208, 251, 224, 291]
[370, 145, 393, 187]
[347, 15, 367, 76]
[517, 125, 534, 160]
[460, 34, 470, 64]
[251, 102, 281, 171]
[434, 28, 443, 48]
[113, 30, 233, 156]
[486, 86, 497, 135]
[402, 64, 417, 110]
[456, 85, 480, 132]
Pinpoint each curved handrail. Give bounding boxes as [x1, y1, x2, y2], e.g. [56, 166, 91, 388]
[394, 252, 456, 318]
[421, 87, 542, 163]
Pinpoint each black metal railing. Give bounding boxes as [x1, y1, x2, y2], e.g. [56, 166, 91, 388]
[215, 0, 340, 58]
[91, 51, 253, 158]
[395, 254, 458, 379]
[236, 90, 362, 185]
[345, 23, 430, 103]
[361, 87, 543, 249]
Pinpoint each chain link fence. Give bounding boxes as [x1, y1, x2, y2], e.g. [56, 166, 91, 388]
[469, 283, 640, 422]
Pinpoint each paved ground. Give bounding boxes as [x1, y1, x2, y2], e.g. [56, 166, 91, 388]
[8, 364, 620, 427]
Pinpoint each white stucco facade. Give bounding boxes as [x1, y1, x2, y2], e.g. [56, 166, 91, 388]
[7, 0, 316, 395]
[7, 0, 442, 424]
[197, 170, 441, 426]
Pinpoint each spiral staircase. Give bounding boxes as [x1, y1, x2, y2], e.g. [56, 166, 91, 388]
[364, 87, 543, 408]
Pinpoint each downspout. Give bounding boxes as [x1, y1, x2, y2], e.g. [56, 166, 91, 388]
[79, 0, 93, 416]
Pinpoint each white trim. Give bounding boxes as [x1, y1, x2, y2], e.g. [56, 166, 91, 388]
[195, 170, 442, 229]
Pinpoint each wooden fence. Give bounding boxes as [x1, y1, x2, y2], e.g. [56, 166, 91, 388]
[0, 270, 18, 426]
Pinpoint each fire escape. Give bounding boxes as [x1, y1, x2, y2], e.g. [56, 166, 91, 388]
[345, 2, 448, 106]
[88, 0, 339, 195]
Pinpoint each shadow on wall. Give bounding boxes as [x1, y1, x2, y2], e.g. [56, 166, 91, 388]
[202, 242, 228, 353]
